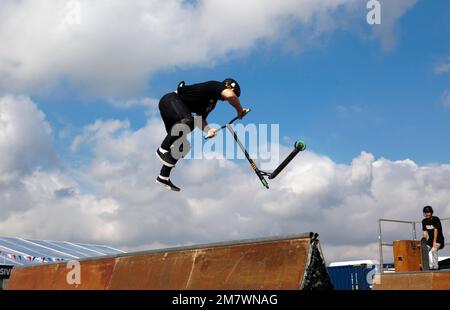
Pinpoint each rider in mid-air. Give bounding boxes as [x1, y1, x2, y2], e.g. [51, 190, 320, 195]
[156, 79, 246, 192]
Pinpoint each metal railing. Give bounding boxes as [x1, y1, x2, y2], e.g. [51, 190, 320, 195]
[378, 218, 450, 273]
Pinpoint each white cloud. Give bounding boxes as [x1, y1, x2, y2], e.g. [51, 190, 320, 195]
[0, 0, 417, 98]
[108, 97, 159, 109]
[2, 96, 450, 262]
[370, 0, 417, 50]
[0, 95, 57, 178]
[325, 243, 380, 263]
[441, 89, 450, 108]
[434, 56, 450, 74]
[1, 170, 122, 243]
[0, 96, 122, 243]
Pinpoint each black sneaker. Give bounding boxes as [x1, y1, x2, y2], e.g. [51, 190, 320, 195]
[156, 148, 176, 167]
[156, 176, 181, 192]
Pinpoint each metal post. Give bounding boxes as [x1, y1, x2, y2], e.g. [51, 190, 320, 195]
[412, 222, 417, 240]
[378, 219, 384, 273]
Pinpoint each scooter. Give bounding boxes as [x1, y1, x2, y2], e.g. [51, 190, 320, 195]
[205, 109, 306, 189]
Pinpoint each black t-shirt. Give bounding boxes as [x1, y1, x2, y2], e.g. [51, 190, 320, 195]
[177, 81, 227, 118]
[422, 216, 445, 248]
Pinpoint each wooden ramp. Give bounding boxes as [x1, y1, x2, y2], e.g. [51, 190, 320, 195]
[6, 233, 333, 290]
[373, 270, 450, 290]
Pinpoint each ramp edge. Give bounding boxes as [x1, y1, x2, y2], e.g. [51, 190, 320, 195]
[11, 233, 316, 270]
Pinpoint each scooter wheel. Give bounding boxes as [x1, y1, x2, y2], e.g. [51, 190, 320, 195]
[295, 140, 306, 151]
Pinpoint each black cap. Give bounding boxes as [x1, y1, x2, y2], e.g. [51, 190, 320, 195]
[423, 206, 434, 213]
[223, 78, 241, 97]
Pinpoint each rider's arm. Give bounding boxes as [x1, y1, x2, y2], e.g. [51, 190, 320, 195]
[221, 89, 245, 118]
[201, 118, 210, 133]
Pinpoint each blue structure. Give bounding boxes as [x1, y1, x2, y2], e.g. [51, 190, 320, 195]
[327, 260, 379, 290]
[0, 236, 125, 266]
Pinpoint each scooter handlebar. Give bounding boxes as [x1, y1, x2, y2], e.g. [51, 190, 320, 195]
[204, 108, 251, 140]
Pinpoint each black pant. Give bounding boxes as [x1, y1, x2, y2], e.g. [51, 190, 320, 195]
[159, 92, 193, 151]
[158, 93, 193, 177]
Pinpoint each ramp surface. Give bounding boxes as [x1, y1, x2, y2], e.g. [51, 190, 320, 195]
[373, 270, 450, 290]
[7, 233, 332, 290]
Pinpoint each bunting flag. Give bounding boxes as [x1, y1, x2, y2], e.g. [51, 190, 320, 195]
[0, 250, 65, 263]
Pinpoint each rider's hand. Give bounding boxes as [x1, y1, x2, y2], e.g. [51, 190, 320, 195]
[207, 128, 216, 139]
[433, 242, 439, 249]
[238, 108, 249, 119]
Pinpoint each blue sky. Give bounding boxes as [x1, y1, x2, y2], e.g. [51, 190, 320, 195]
[32, 0, 450, 166]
